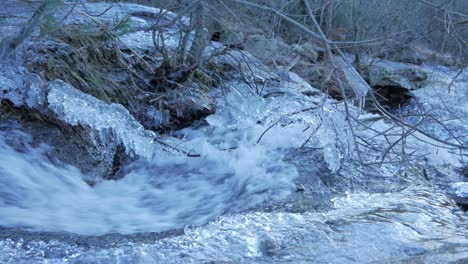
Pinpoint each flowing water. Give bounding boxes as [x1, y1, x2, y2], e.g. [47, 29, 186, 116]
[0, 67, 467, 263]
[0, 122, 302, 235]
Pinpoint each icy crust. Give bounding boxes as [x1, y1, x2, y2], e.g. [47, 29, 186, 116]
[47, 80, 169, 159]
[398, 65, 467, 167]
[0, 66, 46, 108]
[207, 72, 354, 172]
[342, 63, 467, 171]
[0, 65, 174, 159]
[206, 61, 465, 173]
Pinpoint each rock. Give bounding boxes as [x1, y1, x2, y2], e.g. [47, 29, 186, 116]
[388, 44, 458, 66]
[258, 234, 278, 256]
[448, 182, 468, 208]
[217, 29, 245, 48]
[205, 10, 259, 48]
[295, 183, 305, 192]
[218, 49, 278, 81]
[0, 111, 114, 180]
[293, 41, 321, 62]
[365, 60, 428, 90]
[244, 35, 292, 66]
[291, 64, 323, 87]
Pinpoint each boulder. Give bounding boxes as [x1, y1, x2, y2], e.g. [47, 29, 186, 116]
[365, 60, 428, 90]
[211, 27, 245, 48]
[220, 30, 245, 47]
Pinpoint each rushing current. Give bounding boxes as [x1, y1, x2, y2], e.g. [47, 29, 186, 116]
[0, 122, 304, 235]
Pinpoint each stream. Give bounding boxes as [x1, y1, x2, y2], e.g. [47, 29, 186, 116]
[0, 64, 467, 263]
[0, 2, 467, 261]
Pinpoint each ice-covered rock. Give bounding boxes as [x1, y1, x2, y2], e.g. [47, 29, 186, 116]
[0, 66, 46, 108]
[0, 64, 178, 170]
[448, 182, 468, 206]
[1, 0, 198, 166]
[47, 80, 171, 160]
